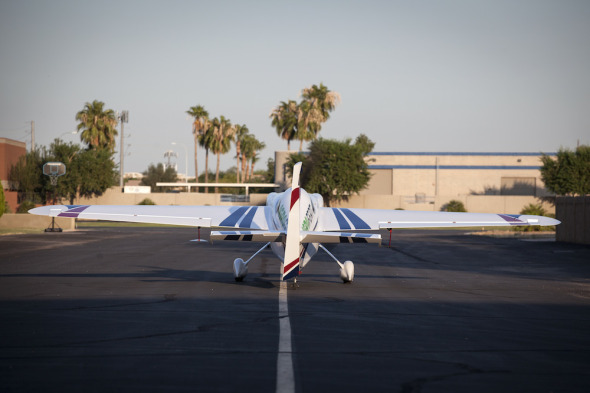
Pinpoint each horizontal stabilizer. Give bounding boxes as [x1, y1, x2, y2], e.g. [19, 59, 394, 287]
[210, 230, 285, 242]
[300, 231, 382, 244]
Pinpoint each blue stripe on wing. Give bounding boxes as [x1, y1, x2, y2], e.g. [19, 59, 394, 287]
[341, 208, 371, 229]
[239, 206, 258, 228]
[219, 206, 249, 227]
[332, 208, 351, 230]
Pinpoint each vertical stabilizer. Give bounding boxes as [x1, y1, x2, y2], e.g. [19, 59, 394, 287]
[282, 162, 302, 280]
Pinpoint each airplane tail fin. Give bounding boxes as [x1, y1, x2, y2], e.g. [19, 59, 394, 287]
[282, 162, 302, 281]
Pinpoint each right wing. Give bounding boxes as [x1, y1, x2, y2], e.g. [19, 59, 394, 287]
[319, 207, 560, 231]
[28, 204, 269, 229]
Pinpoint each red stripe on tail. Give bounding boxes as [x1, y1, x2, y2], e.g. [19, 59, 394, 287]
[290, 188, 300, 211]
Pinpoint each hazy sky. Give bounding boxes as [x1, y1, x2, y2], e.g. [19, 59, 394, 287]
[1, 0, 589, 176]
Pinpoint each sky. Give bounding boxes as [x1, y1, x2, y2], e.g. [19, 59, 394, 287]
[1, 0, 589, 177]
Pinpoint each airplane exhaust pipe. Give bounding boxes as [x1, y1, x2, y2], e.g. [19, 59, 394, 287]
[340, 260, 354, 283]
[233, 258, 248, 282]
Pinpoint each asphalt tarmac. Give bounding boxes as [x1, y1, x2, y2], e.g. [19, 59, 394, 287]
[1, 227, 589, 392]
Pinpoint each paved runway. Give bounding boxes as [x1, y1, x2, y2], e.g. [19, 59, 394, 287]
[1, 227, 589, 392]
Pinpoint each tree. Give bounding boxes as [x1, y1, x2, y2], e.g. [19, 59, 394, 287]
[241, 134, 266, 181]
[233, 124, 249, 183]
[540, 145, 590, 195]
[8, 150, 44, 202]
[200, 121, 215, 189]
[9, 139, 117, 205]
[140, 163, 178, 192]
[45, 139, 81, 203]
[76, 100, 118, 152]
[299, 83, 341, 139]
[186, 105, 209, 182]
[209, 116, 235, 192]
[0, 185, 6, 217]
[286, 134, 373, 206]
[74, 148, 118, 202]
[45, 139, 117, 204]
[270, 100, 298, 150]
[270, 84, 340, 152]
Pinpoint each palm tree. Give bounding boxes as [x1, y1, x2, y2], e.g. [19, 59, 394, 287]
[298, 84, 340, 147]
[295, 100, 319, 151]
[233, 124, 249, 183]
[76, 100, 118, 152]
[186, 105, 209, 183]
[210, 116, 235, 192]
[242, 135, 265, 181]
[270, 100, 298, 150]
[199, 120, 215, 191]
[270, 84, 340, 152]
[301, 83, 341, 127]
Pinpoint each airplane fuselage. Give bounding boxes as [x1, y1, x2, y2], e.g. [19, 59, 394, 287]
[265, 188, 323, 268]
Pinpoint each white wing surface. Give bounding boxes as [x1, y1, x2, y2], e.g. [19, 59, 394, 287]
[29, 205, 270, 229]
[320, 207, 560, 231]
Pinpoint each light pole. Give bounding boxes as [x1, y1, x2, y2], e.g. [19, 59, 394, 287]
[172, 142, 188, 183]
[118, 111, 129, 190]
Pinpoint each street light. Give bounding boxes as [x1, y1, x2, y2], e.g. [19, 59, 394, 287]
[171, 142, 188, 183]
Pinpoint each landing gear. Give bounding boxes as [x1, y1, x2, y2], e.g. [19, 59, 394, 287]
[318, 244, 355, 283]
[232, 242, 271, 282]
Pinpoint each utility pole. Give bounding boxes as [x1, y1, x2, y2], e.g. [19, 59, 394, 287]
[119, 111, 129, 190]
[31, 121, 35, 151]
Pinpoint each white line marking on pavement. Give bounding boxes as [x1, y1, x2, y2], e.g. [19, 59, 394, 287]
[276, 281, 295, 393]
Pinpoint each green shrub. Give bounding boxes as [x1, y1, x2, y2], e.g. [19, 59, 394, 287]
[137, 198, 156, 205]
[17, 200, 36, 213]
[441, 200, 467, 212]
[0, 187, 5, 218]
[520, 203, 547, 216]
[516, 203, 555, 232]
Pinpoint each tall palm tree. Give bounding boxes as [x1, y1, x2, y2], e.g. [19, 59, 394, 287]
[301, 83, 341, 126]
[76, 100, 118, 152]
[242, 135, 265, 181]
[299, 83, 340, 150]
[210, 116, 235, 192]
[233, 124, 249, 183]
[295, 100, 319, 151]
[199, 120, 215, 191]
[269, 100, 298, 150]
[186, 105, 209, 183]
[297, 83, 340, 150]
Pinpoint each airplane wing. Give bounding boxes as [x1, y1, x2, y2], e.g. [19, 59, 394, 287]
[319, 207, 560, 231]
[28, 204, 270, 229]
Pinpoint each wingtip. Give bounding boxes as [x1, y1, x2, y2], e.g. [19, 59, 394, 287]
[28, 206, 43, 215]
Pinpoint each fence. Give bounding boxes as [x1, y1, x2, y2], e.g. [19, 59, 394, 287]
[556, 196, 590, 245]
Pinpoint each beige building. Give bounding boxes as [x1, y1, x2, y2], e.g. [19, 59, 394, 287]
[275, 151, 555, 214]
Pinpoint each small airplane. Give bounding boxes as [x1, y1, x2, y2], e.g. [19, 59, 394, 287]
[29, 162, 560, 284]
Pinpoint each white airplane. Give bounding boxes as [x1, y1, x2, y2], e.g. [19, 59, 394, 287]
[29, 162, 560, 284]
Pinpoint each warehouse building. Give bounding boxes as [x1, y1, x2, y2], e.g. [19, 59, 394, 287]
[275, 151, 555, 214]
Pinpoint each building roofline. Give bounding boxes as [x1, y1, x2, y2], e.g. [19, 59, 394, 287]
[370, 152, 556, 156]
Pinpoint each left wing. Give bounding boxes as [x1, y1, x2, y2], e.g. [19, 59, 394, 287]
[320, 207, 560, 231]
[28, 205, 269, 229]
